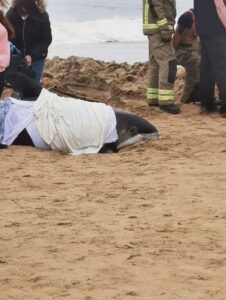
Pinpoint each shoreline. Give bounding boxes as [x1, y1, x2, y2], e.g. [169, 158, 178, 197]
[48, 41, 148, 64]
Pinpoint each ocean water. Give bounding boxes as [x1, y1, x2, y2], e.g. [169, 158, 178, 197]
[47, 0, 193, 63]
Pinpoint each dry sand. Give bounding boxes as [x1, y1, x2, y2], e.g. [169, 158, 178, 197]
[0, 58, 226, 300]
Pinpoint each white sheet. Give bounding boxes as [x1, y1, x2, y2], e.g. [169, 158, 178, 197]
[33, 89, 118, 155]
[2, 98, 34, 145]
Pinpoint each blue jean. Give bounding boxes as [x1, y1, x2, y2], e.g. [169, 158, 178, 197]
[32, 59, 44, 84]
[0, 98, 11, 142]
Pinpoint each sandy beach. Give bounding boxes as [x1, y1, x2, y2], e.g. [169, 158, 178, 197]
[1, 57, 226, 300]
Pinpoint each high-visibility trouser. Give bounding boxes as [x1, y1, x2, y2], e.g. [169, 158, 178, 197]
[176, 43, 201, 103]
[147, 33, 177, 106]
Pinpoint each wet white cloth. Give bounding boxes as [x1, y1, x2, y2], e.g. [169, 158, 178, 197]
[2, 98, 49, 149]
[26, 119, 50, 150]
[33, 89, 118, 154]
[2, 98, 34, 145]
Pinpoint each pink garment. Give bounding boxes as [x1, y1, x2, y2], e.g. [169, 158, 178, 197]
[0, 23, 10, 72]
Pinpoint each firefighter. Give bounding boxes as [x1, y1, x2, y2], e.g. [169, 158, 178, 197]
[173, 9, 201, 103]
[194, 0, 226, 117]
[143, 0, 180, 114]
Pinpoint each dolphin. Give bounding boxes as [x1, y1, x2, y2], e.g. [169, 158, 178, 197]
[114, 109, 158, 150]
[97, 109, 158, 153]
[2, 70, 159, 153]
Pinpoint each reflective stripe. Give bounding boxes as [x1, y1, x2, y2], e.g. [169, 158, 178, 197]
[147, 88, 174, 101]
[147, 95, 158, 99]
[158, 95, 174, 101]
[143, 24, 159, 30]
[148, 88, 158, 93]
[144, 0, 149, 24]
[143, 24, 173, 30]
[158, 89, 174, 101]
[147, 88, 158, 99]
[158, 89, 174, 95]
[157, 18, 168, 27]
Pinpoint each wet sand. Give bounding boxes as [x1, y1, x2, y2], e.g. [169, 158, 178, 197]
[1, 59, 226, 300]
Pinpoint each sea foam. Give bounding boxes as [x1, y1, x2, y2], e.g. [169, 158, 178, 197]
[51, 17, 146, 45]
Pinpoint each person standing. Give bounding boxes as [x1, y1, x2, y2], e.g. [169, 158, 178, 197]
[173, 9, 201, 103]
[143, 0, 180, 114]
[0, 0, 14, 97]
[6, 0, 52, 84]
[194, 0, 226, 116]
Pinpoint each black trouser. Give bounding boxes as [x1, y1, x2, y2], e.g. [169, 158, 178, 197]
[200, 32, 226, 108]
[0, 71, 5, 97]
[12, 129, 34, 147]
[6, 70, 42, 100]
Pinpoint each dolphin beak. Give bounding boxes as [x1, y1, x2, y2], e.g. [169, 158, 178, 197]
[142, 132, 159, 140]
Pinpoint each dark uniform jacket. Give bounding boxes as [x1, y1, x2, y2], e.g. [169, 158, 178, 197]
[194, 0, 226, 36]
[6, 7, 52, 60]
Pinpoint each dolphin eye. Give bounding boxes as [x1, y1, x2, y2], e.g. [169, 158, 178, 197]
[129, 126, 138, 135]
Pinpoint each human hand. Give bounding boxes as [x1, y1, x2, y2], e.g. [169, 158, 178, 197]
[25, 55, 32, 66]
[160, 29, 173, 43]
